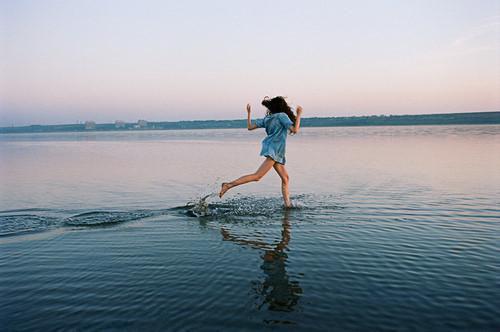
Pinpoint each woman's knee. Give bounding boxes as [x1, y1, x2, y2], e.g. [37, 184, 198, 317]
[281, 174, 289, 185]
[252, 172, 264, 182]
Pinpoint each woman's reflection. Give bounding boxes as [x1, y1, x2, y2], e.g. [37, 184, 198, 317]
[220, 209, 302, 312]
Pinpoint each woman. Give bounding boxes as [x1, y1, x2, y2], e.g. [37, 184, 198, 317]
[219, 96, 303, 207]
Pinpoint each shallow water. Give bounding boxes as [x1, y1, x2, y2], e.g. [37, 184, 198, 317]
[1, 126, 499, 331]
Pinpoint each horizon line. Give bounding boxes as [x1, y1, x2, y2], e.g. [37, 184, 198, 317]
[1, 110, 499, 129]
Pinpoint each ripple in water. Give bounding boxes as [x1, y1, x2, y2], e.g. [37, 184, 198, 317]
[0, 214, 61, 237]
[1, 191, 499, 330]
[0, 195, 343, 238]
[64, 210, 158, 226]
[0, 209, 168, 237]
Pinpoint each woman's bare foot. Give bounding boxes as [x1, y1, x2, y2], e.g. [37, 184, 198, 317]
[219, 182, 231, 198]
[284, 200, 292, 208]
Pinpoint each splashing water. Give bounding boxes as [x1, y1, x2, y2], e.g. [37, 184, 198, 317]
[184, 194, 314, 220]
[186, 193, 217, 217]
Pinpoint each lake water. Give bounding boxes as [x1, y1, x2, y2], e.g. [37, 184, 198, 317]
[1, 125, 499, 331]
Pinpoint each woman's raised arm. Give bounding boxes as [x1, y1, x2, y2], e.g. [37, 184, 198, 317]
[247, 103, 258, 130]
[290, 106, 303, 134]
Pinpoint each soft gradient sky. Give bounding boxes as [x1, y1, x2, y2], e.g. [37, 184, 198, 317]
[1, 0, 499, 125]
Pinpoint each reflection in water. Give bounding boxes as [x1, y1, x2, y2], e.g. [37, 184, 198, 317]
[221, 209, 302, 314]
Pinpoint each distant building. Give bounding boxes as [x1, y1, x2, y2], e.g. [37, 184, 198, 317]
[115, 120, 126, 129]
[84, 121, 96, 130]
[136, 120, 148, 129]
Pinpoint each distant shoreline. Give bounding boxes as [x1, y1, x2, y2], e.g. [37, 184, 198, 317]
[1, 111, 499, 134]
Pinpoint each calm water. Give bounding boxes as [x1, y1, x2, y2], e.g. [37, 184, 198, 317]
[1, 125, 499, 331]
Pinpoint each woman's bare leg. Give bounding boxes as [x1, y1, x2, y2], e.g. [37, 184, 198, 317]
[273, 163, 291, 207]
[219, 158, 276, 198]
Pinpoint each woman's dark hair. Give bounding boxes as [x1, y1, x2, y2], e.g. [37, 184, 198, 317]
[261, 96, 296, 126]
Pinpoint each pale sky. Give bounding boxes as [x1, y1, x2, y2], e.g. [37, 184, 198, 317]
[1, 0, 499, 125]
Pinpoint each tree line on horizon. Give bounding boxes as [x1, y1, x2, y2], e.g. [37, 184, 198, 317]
[1, 111, 499, 134]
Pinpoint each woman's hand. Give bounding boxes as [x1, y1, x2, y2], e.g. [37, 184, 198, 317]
[296, 105, 303, 116]
[246, 103, 251, 114]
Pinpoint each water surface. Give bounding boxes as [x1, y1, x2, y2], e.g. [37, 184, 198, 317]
[1, 126, 499, 331]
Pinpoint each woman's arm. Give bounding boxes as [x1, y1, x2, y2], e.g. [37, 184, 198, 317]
[247, 103, 258, 130]
[290, 106, 303, 134]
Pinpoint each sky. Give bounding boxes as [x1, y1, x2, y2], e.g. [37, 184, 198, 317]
[0, 0, 499, 126]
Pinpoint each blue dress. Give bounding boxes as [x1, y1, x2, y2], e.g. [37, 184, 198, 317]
[255, 113, 293, 164]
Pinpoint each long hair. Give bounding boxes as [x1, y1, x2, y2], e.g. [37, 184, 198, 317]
[261, 96, 296, 126]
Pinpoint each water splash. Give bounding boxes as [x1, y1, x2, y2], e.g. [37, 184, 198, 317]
[184, 195, 307, 219]
[186, 193, 217, 217]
